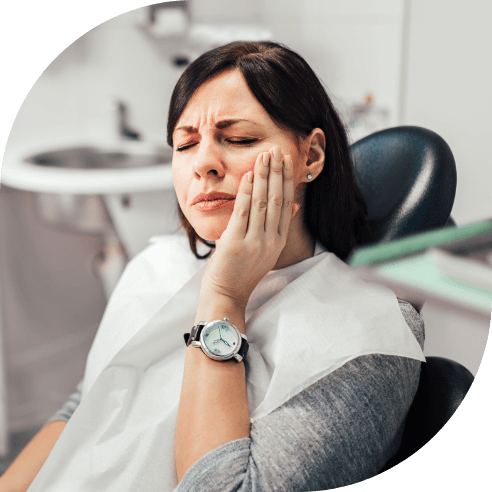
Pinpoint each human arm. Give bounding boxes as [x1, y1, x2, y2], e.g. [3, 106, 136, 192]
[176, 300, 424, 491]
[0, 380, 83, 491]
[175, 295, 250, 482]
[0, 421, 67, 492]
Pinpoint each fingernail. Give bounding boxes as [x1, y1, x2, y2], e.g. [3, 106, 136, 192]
[263, 153, 270, 166]
[273, 146, 282, 161]
[284, 155, 292, 169]
[247, 171, 253, 183]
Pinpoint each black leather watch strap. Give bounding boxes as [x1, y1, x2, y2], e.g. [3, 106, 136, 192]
[237, 337, 249, 359]
[183, 322, 205, 347]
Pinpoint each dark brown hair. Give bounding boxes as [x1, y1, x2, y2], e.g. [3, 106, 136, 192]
[167, 41, 372, 260]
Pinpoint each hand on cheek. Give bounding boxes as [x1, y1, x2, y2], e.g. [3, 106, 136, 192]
[201, 146, 300, 308]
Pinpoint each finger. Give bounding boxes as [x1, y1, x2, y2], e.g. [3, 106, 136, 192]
[278, 155, 296, 238]
[247, 151, 270, 235]
[265, 146, 285, 236]
[227, 170, 253, 238]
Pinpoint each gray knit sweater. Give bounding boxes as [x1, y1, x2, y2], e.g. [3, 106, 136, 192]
[44, 300, 424, 491]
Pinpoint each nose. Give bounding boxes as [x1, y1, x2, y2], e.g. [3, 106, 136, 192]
[192, 141, 225, 180]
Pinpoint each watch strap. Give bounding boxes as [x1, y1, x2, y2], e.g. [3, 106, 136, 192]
[183, 322, 205, 347]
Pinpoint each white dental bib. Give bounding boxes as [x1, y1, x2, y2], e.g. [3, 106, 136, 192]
[28, 235, 425, 492]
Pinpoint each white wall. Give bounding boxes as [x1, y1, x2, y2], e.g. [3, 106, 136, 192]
[256, 0, 405, 129]
[403, 0, 492, 225]
[403, 0, 491, 376]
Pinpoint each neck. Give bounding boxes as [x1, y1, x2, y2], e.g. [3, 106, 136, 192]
[272, 216, 316, 271]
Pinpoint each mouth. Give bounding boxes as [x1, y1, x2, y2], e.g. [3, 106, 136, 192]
[193, 198, 235, 212]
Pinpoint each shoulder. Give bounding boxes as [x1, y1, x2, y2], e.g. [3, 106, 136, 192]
[397, 299, 425, 350]
[247, 346, 421, 489]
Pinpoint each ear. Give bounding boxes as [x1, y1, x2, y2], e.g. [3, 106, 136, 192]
[303, 128, 325, 181]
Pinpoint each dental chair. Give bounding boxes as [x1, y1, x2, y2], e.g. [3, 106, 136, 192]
[348, 126, 474, 472]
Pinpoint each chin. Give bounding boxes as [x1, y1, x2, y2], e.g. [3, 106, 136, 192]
[191, 216, 229, 242]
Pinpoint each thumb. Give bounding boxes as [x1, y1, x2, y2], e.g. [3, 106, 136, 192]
[291, 203, 300, 218]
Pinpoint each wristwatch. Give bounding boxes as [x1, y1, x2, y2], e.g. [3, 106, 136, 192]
[184, 318, 249, 362]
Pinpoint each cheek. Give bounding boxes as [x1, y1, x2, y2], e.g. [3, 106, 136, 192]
[172, 162, 187, 208]
[226, 148, 258, 172]
[237, 144, 284, 177]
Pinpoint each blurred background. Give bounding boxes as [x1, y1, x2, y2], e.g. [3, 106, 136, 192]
[0, 0, 490, 464]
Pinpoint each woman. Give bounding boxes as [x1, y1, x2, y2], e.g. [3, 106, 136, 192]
[1, 41, 425, 492]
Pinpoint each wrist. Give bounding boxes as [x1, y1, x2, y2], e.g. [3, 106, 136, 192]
[195, 290, 246, 334]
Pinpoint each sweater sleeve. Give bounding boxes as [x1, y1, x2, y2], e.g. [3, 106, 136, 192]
[176, 300, 424, 491]
[42, 379, 83, 428]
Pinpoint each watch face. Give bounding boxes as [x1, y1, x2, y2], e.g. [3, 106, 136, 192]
[201, 321, 240, 359]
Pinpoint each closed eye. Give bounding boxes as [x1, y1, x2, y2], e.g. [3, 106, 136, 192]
[176, 138, 258, 152]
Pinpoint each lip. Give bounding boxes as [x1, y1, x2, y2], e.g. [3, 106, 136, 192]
[194, 199, 236, 212]
[192, 191, 236, 205]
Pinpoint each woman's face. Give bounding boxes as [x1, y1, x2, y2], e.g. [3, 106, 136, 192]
[172, 69, 308, 242]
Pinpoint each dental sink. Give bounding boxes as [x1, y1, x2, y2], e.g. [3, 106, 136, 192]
[1, 140, 175, 194]
[1, 140, 180, 299]
[27, 145, 173, 170]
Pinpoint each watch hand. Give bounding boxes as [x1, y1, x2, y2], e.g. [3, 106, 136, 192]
[221, 339, 231, 347]
[218, 326, 227, 343]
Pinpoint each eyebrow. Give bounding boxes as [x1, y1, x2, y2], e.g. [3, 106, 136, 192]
[174, 118, 263, 133]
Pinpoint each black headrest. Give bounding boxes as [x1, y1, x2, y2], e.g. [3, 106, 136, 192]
[350, 126, 457, 243]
